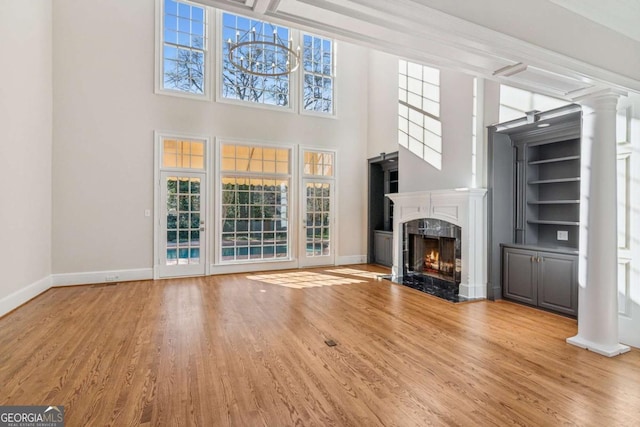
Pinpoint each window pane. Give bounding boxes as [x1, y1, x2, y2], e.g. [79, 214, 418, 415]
[302, 33, 334, 114]
[162, 0, 207, 95]
[220, 143, 291, 262]
[163, 139, 204, 169]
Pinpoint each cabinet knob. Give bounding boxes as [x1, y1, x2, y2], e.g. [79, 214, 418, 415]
[531, 256, 535, 262]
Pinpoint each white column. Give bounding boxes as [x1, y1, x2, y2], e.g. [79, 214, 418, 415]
[567, 93, 630, 357]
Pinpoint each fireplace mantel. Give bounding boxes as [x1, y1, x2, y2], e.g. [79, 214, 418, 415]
[387, 188, 487, 299]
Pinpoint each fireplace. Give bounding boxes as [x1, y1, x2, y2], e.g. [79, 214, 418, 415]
[387, 189, 487, 299]
[403, 218, 462, 290]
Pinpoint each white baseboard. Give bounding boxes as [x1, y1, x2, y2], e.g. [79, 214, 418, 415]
[51, 268, 153, 287]
[0, 276, 52, 318]
[458, 282, 487, 300]
[336, 255, 367, 265]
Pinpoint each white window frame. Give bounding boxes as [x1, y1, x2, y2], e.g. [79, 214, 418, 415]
[215, 138, 298, 265]
[299, 32, 337, 118]
[299, 148, 338, 265]
[498, 84, 570, 122]
[155, 0, 213, 101]
[215, 10, 298, 113]
[214, 11, 337, 116]
[153, 131, 212, 279]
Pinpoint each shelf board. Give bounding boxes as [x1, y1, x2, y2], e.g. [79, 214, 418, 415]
[528, 155, 580, 165]
[527, 220, 579, 226]
[528, 177, 580, 185]
[527, 200, 580, 205]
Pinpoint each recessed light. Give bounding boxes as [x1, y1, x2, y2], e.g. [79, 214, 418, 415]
[537, 123, 550, 128]
[388, 159, 396, 162]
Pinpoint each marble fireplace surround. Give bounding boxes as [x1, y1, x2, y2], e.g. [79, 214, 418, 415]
[387, 189, 488, 299]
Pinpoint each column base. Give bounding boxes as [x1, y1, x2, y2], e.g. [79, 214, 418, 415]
[567, 335, 631, 357]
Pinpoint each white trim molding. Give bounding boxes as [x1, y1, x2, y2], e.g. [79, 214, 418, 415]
[51, 268, 153, 287]
[0, 276, 52, 318]
[337, 255, 367, 265]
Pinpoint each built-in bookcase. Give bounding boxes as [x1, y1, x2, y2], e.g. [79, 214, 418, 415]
[487, 104, 582, 312]
[523, 137, 581, 249]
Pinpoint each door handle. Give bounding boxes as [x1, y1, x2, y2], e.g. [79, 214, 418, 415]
[200, 227, 205, 231]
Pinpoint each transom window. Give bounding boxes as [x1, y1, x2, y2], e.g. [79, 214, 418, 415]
[160, 0, 208, 96]
[162, 139, 205, 169]
[398, 60, 442, 170]
[303, 151, 334, 177]
[499, 84, 569, 122]
[220, 144, 292, 262]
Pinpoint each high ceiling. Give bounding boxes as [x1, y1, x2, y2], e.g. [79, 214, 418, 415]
[197, 0, 640, 97]
[550, 0, 640, 42]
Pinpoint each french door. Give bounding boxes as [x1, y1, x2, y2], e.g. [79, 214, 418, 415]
[300, 179, 334, 267]
[158, 171, 207, 277]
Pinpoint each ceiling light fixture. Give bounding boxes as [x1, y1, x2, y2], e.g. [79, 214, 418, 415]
[227, 27, 300, 77]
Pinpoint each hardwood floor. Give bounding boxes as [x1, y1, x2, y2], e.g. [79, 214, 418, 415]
[1, 264, 639, 426]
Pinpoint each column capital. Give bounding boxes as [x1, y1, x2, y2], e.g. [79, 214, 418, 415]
[571, 88, 623, 110]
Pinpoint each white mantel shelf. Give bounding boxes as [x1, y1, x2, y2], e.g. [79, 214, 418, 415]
[387, 188, 488, 299]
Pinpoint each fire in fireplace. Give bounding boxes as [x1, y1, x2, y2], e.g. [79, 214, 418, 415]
[403, 218, 462, 287]
[411, 236, 456, 282]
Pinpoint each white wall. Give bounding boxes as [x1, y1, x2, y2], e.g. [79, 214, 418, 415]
[367, 50, 399, 159]
[366, 52, 477, 192]
[0, 1, 53, 312]
[399, 70, 475, 192]
[52, 0, 369, 275]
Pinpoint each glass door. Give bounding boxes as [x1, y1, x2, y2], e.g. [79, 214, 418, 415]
[158, 171, 206, 277]
[300, 179, 334, 266]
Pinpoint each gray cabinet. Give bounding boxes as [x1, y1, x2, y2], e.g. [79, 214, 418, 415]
[488, 104, 583, 317]
[368, 152, 398, 265]
[374, 230, 393, 267]
[503, 245, 577, 316]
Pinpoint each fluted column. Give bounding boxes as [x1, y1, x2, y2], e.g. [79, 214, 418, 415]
[566, 93, 630, 357]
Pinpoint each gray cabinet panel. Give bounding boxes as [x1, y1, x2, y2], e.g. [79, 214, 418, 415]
[503, 248, 536, 305]
[538, 252, 577, 316]
[374, 231, 393, 267]
[503, 245, 578, 316]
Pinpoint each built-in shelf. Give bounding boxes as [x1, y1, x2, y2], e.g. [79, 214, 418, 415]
[528, 155, 580, 165]
[527, 200, 580, 205]
[527, 220, 579, 226]
[528, 177, 580, 185]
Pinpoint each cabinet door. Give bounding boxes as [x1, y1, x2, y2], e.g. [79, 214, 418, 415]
[374, 232, 392, 267]
[538, 252, 578, 316]
[503, 248, 537, 305]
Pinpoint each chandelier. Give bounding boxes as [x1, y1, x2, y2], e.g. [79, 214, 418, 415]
[227, 28, 301, 77]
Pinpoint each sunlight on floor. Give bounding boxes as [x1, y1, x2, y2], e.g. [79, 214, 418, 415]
[246, 271, 366, 289]
[325, 268, 384, 279]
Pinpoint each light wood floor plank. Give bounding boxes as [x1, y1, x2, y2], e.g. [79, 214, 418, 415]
[1, 265, 639, 426]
